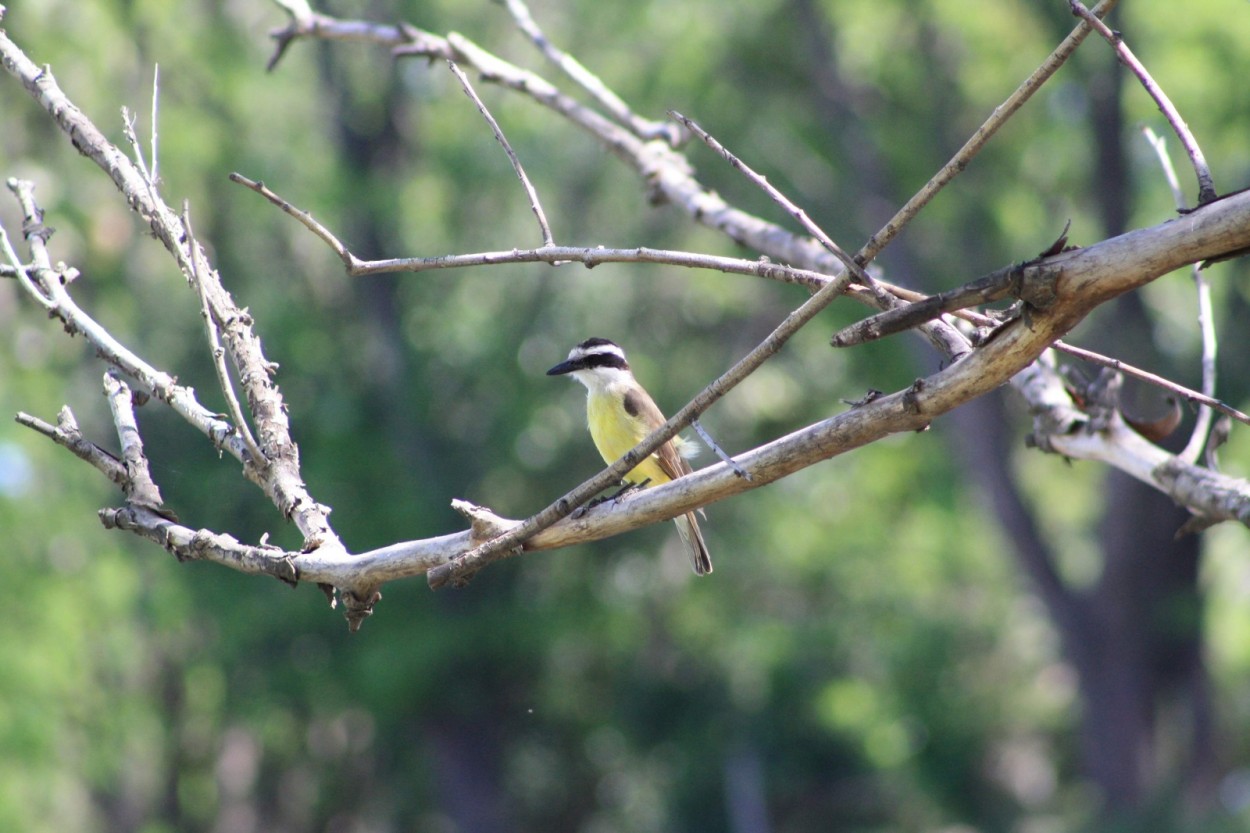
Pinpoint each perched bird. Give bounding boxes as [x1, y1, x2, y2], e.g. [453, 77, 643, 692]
[547, 337, 712, 575]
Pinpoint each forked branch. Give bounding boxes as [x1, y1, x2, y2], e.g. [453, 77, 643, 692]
[3, 0, 1247, 625]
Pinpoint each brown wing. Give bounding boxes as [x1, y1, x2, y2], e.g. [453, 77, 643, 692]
[623, 386, 712, 575]
[622, 387, 693, 483]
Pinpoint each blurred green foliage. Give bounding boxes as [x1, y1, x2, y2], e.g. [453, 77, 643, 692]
[2, 0, 1250, 831]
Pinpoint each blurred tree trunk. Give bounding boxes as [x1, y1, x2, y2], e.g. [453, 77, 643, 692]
[1075, 55, 1217, 815]
[791, 0, 1220, 820]
[427, 718, 513, 833]
[316, 43, 515, 829]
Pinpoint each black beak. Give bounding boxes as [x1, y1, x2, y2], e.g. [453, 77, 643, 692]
[546, 358, 582, 376]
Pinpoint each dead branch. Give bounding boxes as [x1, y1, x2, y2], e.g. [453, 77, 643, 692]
[1070, 0, 1217, 205]
[3, 0, 1247, 620]
[0, 30, 337, 554]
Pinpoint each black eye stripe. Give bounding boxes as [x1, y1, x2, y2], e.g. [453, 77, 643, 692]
[580, 351, 628, 370]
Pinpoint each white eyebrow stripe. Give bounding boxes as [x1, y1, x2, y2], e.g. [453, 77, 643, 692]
[572, 345, 626, 361]
[585, 346, 624, 358]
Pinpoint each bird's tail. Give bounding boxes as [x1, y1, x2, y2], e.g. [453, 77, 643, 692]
[674, 512, 713, 576]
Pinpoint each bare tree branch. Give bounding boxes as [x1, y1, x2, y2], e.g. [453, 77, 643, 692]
[1070, 0, 1217, 205]
[1020, 354, 1250, 525]
[0, 30, 338, 554]
[691, 418, 751, 481]
[228, 173, 831, 290]
[15, 407, 125, 486]
[2, 178, 248, 462]
[5, 1, 1248, 619]
[1141, 126, 1221, 461]
[99, 505, 300, 586]
[671, 110, 885, 302]
[1051, 342, 1248, 426]
[856, 0, 1121, 264]
[446, 59, 555, 247]
[103, 371, 173, 518]
[183, 202, 266, 466]
[497, 0, 680, 143]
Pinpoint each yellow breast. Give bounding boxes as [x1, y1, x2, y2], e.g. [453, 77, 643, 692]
[586, 389, 671, 486]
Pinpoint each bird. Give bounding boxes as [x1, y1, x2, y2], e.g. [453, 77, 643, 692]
[547, 337, 712, 575]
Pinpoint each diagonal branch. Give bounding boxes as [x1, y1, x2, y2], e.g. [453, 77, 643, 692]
[1050, 342, 1248, 426]
[183, 202, 267, 466]
[1070, 0, 1217, 205]
[103, 371, 172, 518]
[671, 110, 883, 299]
[15, 407, 126, 486]
[497, 0, 680, 143]
[856, 0, 1119, 265]
[446, 59, 554, 247]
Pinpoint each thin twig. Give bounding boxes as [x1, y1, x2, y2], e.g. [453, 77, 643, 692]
[229, 172, 357, 268]
[121, 106, 152, 185]
[15, 407, 127, 486]
[358, 243, 839, 286]
[1070, 0, 1216, 204]
[150, 64, 161, 186]
[856, 0, 1120, 265]
[691, 418, 750, 480]
[670, 110, 882, 295]
[231, 172, 844, 288]
[183, 201, 266, 466]
[1054, 341, 1248, 426]
[496, 0, 680, 144]
[446, 60, 554, 247]
[1142, 126, 1218, 462]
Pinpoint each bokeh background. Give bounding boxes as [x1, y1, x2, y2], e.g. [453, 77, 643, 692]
[3, 1, 1250, 831]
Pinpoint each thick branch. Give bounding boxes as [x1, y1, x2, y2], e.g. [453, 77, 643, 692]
[100, 505, 300, 586]
[1018, 356, 1250, 525]
[30, 190, 1250, 598]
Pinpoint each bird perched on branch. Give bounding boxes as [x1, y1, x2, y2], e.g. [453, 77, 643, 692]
[547, 337, 712, 575]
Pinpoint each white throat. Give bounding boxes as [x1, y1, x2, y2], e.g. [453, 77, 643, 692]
[569, 365, 634, 395]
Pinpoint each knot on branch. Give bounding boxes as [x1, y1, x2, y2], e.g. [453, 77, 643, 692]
[1027, 365, 1120, 453]
[1015, 262, 1062, 312]
[425, 500, 527, 590]
[452, 498, 518, 545]
[902, 378, 927, 415]
[341, 588, 382, 633]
